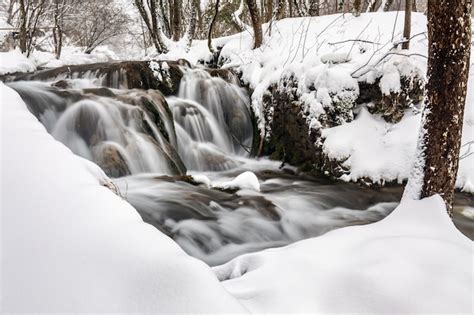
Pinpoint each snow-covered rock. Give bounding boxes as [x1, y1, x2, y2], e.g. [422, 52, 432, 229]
[214, 195, 473, 313]
[217, 171, 261, 192]
[0, 82, 246, 313]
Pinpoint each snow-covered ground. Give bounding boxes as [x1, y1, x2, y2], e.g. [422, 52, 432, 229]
[2, 81, 472, 313]
[0, 47, 119, 75]
[214, 195, 473, 313]
[0, 82, 246, 313]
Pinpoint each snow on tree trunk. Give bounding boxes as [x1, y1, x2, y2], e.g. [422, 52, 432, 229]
[246, 0, 263, 49]
[404, 0, 472, 215]
[184, 0, 199, 52]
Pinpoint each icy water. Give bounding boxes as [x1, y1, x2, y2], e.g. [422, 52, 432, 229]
[8, 65, 474, 266]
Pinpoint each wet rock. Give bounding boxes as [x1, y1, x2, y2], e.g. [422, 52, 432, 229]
[261, 74, 323, 171]
[92, 143, 131, 177]
[357, 74, 425, 123]
[13, 60, 189, 96]
[206, 68, 240, 85]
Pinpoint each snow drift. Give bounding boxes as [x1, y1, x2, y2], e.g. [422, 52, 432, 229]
[0, 82, 246, 313]
[214, 195, 473, 313]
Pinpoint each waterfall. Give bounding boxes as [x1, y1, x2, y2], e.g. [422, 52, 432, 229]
[9, 81, 184, 177]
[169, 68, 254, 171]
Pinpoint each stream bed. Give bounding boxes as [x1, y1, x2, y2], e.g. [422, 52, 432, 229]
[8, 62, 474, 266]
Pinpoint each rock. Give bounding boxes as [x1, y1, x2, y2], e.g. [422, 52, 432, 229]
[13, 59, 189, 96]
[92, 143, 131, 178]
[357, 73, 425, 123]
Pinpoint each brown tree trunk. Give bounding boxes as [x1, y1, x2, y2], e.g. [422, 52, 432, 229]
[383, 0, 394, 11]
[353, 0, 362, 16]
[406, 0, 472, 215]
[135, 0, 168, 53]
[402, 0, 412, 49]
[266, 0, 274, 21]
[245, 0, 263, 49]
[18, 0, 27, 54]
[171, 0, 181, 41]
[309, 0, 320, 16]
[208, 0, 220, 52]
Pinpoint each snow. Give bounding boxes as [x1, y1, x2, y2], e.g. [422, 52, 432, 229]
[322, 107, 420, 185]
[0, 49, 37, 75]
[0, 82, 246, 313]
[0, 46, 118, 75]
[213, 195, 473, 313]
[215, 171, 261, 192]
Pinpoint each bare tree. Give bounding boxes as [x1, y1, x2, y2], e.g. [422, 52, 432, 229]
[245, 0, 263, 49]
[18, 0, 47, 57]
[184, 0, 199, 51]
[51, 0, 68, 59]
[69, 0, 128, 54]
[404, 0, 472, 215]
[134, 0, 168, 54]
[208, 0, 220, 52]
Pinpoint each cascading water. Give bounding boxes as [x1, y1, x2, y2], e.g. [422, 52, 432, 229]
[9, 81, 185, 177]
[8, 63, 473, 266]
[168, 68, 254, 171]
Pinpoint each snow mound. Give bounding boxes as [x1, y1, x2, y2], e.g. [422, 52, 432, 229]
[0, 82, 246, 313]
[0, 50, 37, 75]
[322, 107, 419, 184]
[217, 171, 261, 192]
[213, 195, 473, 313]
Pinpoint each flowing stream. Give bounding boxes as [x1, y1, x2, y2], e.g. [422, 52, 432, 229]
[8, 64, 474, 266]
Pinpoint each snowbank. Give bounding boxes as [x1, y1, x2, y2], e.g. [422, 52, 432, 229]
[0, 49, 37, 75]
[0, 46, 118, 75]
[214, 195, 473, 313]
[0, 82, 246, 313]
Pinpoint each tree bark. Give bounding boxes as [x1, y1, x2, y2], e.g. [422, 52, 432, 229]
[402, 0, 412, 49]
[185, 0, 199, 51]
[245, 0, 263, 49]
[18, 0, 27, 54]
[353, 0, 362, 16]
[135, 0, 168, 54]
[208, 0, 220, 52]
[405, 0, 472, 215]
[309, 0, 320, 16]
[171, 0, 181, 41]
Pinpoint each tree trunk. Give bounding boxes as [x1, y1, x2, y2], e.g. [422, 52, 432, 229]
[208, 0, 220, 52]
[52, 0, 63, 59]
[309, 0, 320, 16]
[353, 0, 362, 16]
[404, 0, 472, 215]
[402, 0, 412, 49]
[135, 0, 168, 54]
[185, 0, 199, 52]
[171, 0, 181, 41]
[383, 0, 394, 11]
[18, 0, 27, 54]
[266, 0, 274, 21]
[245, 0, 263, 49]
[159, 0, 171, 37]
